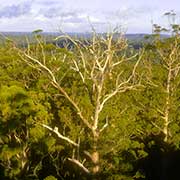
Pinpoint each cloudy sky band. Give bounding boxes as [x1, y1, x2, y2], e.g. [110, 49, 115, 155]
[0, 0, 179, 33]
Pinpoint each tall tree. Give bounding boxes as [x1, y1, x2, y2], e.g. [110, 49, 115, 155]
[19, 31, 143, 177]
[136, 12, 180, 144]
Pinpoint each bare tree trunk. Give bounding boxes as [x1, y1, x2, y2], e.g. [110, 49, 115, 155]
[92, 131, 100, 175]
[163, 67, 171, 142]
[92, 148, 100, 174]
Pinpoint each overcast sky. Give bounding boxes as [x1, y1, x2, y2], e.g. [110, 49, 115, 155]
[0, 0, 180, 33]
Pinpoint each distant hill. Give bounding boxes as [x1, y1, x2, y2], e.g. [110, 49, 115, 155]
[0, 32, 169, 39]
[0, 32, 169, 49]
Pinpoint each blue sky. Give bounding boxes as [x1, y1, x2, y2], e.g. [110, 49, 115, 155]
[0, 0, 179, 33]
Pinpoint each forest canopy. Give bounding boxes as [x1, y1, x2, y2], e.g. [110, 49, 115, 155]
[0, 12, 180, 180]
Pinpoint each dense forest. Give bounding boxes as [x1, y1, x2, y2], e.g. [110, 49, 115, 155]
[1, 13, 180, 180]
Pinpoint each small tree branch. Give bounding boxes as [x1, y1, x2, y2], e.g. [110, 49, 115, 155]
[23, 53, 57, 83]
[68, 158, 90, 174]
[151, 122, 164, 132]
[100, 117, 109, 132]
[42, 124, 79, 147]
[72, 59, 85, 83]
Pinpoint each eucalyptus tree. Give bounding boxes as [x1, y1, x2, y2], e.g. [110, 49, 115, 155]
[19, 31, 143, 177]
[138, 11, 180, 144]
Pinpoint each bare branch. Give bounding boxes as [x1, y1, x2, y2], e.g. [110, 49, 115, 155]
[42, 124, 79, 147]
[83, 150, 93, 160]
[71, 59, 85, 83]
[68, 158, 90, 174]
[100, 116, 109, 132]
[126, 50, 144, 83]
[151, 122, 164, 132]
[23, 53, 57, 83]
[156, 107, 165, 116]
[51, 81, 92, 129]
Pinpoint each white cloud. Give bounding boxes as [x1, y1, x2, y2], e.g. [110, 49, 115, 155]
[0, 1, 32, 18]
[0, 0, 179, 33]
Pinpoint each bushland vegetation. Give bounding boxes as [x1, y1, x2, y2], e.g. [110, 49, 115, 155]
[0, 11, 180, 180]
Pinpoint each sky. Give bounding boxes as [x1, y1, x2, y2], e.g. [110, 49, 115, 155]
[0, 0, 180, 33]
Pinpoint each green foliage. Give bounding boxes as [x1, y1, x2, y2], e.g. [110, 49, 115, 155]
[0, 21, 180, 179]
[44, 175, 57, 180]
